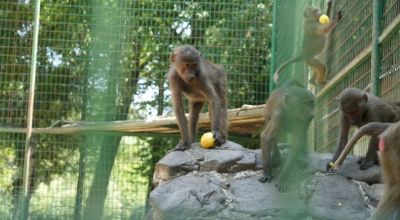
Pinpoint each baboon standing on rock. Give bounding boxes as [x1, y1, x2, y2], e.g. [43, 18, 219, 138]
[168, 45, 228, 151]
[259, 80, 315, 191]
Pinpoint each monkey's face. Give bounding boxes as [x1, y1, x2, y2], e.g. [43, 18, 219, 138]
[341, 99, 367, 122]
[304, 7, 321, 21]
[284, 92, 315, 122]
[175, 61, 201, 84]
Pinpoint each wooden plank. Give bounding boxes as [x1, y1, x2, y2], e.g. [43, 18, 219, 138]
[0, 104, 266, 136]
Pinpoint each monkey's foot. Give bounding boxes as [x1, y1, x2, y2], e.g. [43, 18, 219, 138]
[213, 131, 226, 146]
[359, 159, 375, 170]
[259, 174, 272, 183]
[276, 181, 289, 192]
[173, 143, 191, 151]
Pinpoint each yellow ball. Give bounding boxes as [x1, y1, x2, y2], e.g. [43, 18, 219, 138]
[200, 132, 215, 149]
[319, 14, 330, 24]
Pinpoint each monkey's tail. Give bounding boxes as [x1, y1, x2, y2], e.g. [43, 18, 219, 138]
[273, 55, 303, 84]
[334, 122, 392, 166]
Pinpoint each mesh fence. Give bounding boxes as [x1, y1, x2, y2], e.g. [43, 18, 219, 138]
[0, 0, 271, 219]
[311, 0, 400, 154]
[272, 0, 400, 154]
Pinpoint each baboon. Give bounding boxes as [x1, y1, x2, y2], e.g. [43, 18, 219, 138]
[373, 122, 400, 220]
[259, 80, 315, 191]
[168, 45, 228, 151]
[326, 88, 400, 171]
[273, 0, 342, 86]
[330, 121, 400, 220]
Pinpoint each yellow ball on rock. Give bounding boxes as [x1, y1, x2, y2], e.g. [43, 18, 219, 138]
[200, 132, 215, 149]
[319, 14, 330, 24]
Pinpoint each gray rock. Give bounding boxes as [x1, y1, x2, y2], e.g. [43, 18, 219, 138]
[228, 174, 307, 218]
[149, 172, 226, 220]
[218, 140, 246, 150]
[200, 150, 257, 173]
[307, 153, 334, 173]
[149, 146, 376, 220]
[337, 156, 382, 184]
[254, 149, 263, 170]
[307, 174, 371, 220]
[366, 183, 384, 207]
[201, 150, 243, 172]
[153, 151, 198, 186]
[153, 141, 257, 187]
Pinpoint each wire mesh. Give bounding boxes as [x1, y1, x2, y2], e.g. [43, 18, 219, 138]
[0, 0, 271, 219]
[383, 0, 400, 29]
[326, 0, 373, 80]
[380, 26, 400, 101]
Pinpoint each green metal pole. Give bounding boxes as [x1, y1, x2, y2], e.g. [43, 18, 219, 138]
[20, 0, 40, 219]
[371, 0, 383, 95]
[269, 0, 278, 93]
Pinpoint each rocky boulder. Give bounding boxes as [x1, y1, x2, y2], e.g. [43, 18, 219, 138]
[148, 142, 383, 220]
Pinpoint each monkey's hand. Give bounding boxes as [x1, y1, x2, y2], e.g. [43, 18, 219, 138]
[259, 174, 272, 183]
[326, 161, 335, 171]
[326, 161, 339, 173]
[275, 176, 289, 192]
[213, 131, 226, 146]
[173, 142, 191, 151]
[335, 10, 342, 22]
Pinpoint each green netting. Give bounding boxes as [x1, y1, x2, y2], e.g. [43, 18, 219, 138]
[2, 0, 400, 218]
[273, 0, 310, 84]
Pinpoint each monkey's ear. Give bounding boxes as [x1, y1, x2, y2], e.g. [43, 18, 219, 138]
[170, 53, 176, 63]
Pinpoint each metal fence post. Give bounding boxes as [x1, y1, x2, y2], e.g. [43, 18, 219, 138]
[371, 0, 383, 95]
[269, 0, 278, 93]
[20, 0, 41, 219]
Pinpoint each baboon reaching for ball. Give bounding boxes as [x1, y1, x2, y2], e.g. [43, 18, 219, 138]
[326, 88, 400, 171]
[273, 1, 342, 86]
[259, 80, 315, 191]
[168, 45, 228, 151]
[330, 121, 400, 219]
